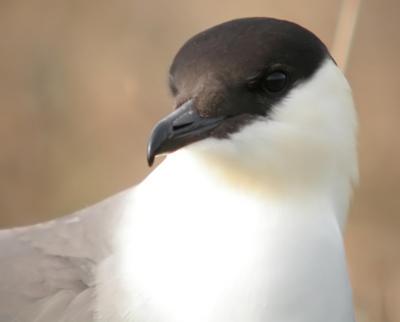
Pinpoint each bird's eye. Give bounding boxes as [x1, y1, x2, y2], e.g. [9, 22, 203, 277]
[262, 71, 288, 93]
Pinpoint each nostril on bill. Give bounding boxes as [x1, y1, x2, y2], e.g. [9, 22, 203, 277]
[172, 121, 194, 131]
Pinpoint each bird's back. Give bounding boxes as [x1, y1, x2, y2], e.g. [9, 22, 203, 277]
[0, 188, 132, 322]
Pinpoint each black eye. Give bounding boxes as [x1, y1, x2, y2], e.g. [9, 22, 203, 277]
[262, 71, 287, 93]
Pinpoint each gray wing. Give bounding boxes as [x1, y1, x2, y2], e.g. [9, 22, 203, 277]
[0, 188, 134, 322]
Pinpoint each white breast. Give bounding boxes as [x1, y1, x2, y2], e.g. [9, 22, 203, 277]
[96, 151, 355, 322]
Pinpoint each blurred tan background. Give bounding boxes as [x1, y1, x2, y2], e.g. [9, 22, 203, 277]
[0, 0, 399, 321]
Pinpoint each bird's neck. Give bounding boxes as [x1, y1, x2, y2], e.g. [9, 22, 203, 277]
[151, 148, 354, 229]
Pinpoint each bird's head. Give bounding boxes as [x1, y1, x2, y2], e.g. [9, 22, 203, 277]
[147, 17, 358, 192]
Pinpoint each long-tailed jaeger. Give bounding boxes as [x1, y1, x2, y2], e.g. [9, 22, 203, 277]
[0, 17, 358, 322]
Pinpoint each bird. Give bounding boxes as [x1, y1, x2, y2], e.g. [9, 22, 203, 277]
[0, 17, 358, 322]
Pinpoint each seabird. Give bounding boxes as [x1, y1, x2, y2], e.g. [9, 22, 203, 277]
[0, 17, 358, 322]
